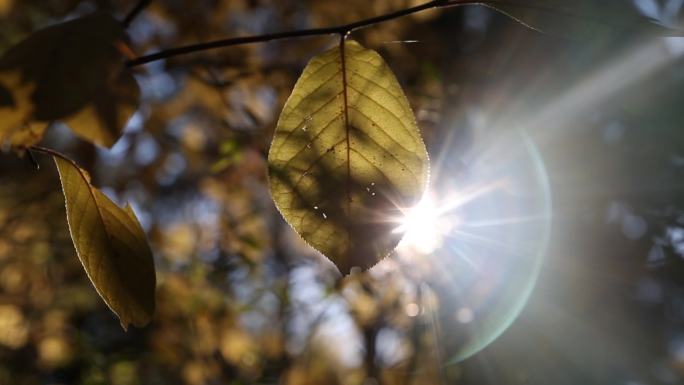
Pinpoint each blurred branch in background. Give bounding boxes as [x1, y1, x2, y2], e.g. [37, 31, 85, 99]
[122, 0, 152, 27]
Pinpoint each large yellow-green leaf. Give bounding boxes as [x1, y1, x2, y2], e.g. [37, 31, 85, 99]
[55, 156, 155, 330]
[268, 40, 429, 275]
[0, 12, 139, 149]
[478, 0, 671, 40]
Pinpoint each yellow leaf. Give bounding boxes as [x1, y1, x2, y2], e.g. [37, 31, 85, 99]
[54, 156, 155, 330]
[0, 12, 139, 148]
[0, 71, 36, 147]
[268, 39, 429, 274]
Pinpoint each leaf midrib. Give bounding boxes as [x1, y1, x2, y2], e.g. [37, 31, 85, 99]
[339, 39, 352, 260]
[65, 159, 128, 314]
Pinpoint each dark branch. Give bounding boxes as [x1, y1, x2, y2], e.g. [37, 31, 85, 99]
[126, 0, 468, 67]
[123, 0, 153, 28]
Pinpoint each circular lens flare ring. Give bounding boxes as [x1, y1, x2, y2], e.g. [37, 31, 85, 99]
[388, 132, 552, 365]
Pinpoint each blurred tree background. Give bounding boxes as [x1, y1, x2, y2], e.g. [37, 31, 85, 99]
[2, 1, 684, 384]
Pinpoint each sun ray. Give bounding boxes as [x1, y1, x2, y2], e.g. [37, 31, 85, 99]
[462, 214, 550, 228]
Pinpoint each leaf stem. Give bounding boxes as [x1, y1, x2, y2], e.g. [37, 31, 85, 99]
[26, 149, 40, 170]
[30, 145, 97, 192]
[123, 0, 153, 28]
[126, 0, 468, 67]
[30, 146, 81, 170]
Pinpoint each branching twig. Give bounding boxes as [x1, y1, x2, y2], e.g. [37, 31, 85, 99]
[126, 0, 471, 67]
[123, 0, 675, 67]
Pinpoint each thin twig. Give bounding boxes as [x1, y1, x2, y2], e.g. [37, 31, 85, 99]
[126, 0, 466, 67]
[124, 0, 677, 67]
[123, 0, 153, 28]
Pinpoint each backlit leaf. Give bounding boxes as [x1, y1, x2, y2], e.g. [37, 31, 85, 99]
[268, 40, 429, 275]
[55, 156, 155, 330]
[478, 0, 673, 40]
[0, 12, 139, 149]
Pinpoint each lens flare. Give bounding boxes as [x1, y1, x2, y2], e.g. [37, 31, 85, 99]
[395, 193, 451, 255]
[389, 130, 552, 364]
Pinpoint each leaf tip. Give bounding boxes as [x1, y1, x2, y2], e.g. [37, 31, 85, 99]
[119, 315, 152, 332]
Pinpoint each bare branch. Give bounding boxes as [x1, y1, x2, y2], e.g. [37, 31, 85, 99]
[126, 0, 467, 67]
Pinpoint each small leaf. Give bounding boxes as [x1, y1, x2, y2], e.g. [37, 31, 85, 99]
[55, 156, 155, 330]
[479, 0, 673, 39]
[0, 12, 139, 148]
[268, 40, 429, 274]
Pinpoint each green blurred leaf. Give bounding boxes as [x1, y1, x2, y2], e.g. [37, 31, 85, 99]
[268, 39, 429, 274]
[0, 12, 139, 148]
[55, 156, 155, 330]
[210, 139, 242, 173]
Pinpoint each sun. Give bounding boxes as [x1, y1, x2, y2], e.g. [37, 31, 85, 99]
[394, 193, 453, 255]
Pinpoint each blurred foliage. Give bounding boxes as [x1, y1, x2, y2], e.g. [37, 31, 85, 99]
[2, 1, 684, 385]
[0, 11, 139, 149]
